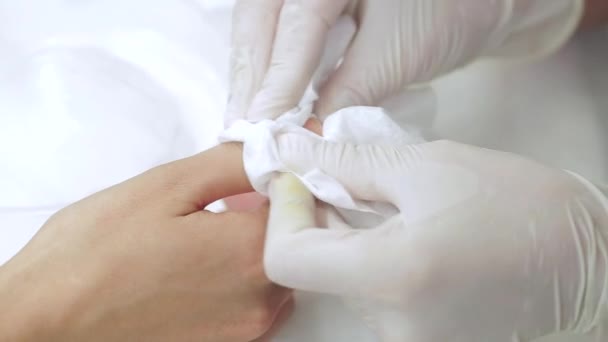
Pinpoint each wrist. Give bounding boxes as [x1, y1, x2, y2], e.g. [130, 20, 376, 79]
[0, 262, 42, 340]
[0, 259, 67, 341]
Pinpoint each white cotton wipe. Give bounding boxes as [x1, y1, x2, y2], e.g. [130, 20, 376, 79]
[219, 103, 428, 215]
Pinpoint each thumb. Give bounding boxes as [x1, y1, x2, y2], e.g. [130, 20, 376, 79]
[276, 133, 412, 204]
[264, 173, 409, 297]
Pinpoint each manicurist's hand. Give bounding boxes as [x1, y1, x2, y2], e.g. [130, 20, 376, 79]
[265, 136, 608, 342]
[0, 144, 293, 342]
[227, 0, 583, 122]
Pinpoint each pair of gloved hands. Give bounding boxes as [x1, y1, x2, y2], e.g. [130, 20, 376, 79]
[226, 0, 607, 341]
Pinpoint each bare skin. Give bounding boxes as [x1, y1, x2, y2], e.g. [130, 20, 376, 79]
[0, 143, 292, 342]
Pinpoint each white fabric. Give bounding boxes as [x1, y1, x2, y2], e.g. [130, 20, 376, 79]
[0, 0, 230, 264]
[220, 107, 425, 215]
[0, 1, 606, 342]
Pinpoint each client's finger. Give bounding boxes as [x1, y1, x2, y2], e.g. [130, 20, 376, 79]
[225, 117, 322, 212]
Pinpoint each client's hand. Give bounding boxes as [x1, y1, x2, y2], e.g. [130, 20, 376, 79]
[0, 144, 292, 342]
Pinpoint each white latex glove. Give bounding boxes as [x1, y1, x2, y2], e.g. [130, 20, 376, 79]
[264, 136, 608, 342]
[226, 0, 583, 123]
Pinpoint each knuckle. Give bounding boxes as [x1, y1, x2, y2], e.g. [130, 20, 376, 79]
[42, 207, 75, 232]
[145, 162, 184, 190]
[50, 195, 116, 227]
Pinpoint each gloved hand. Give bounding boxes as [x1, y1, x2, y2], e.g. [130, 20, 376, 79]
[264, 136, 608, 342]
[226, 0, 583, 123]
